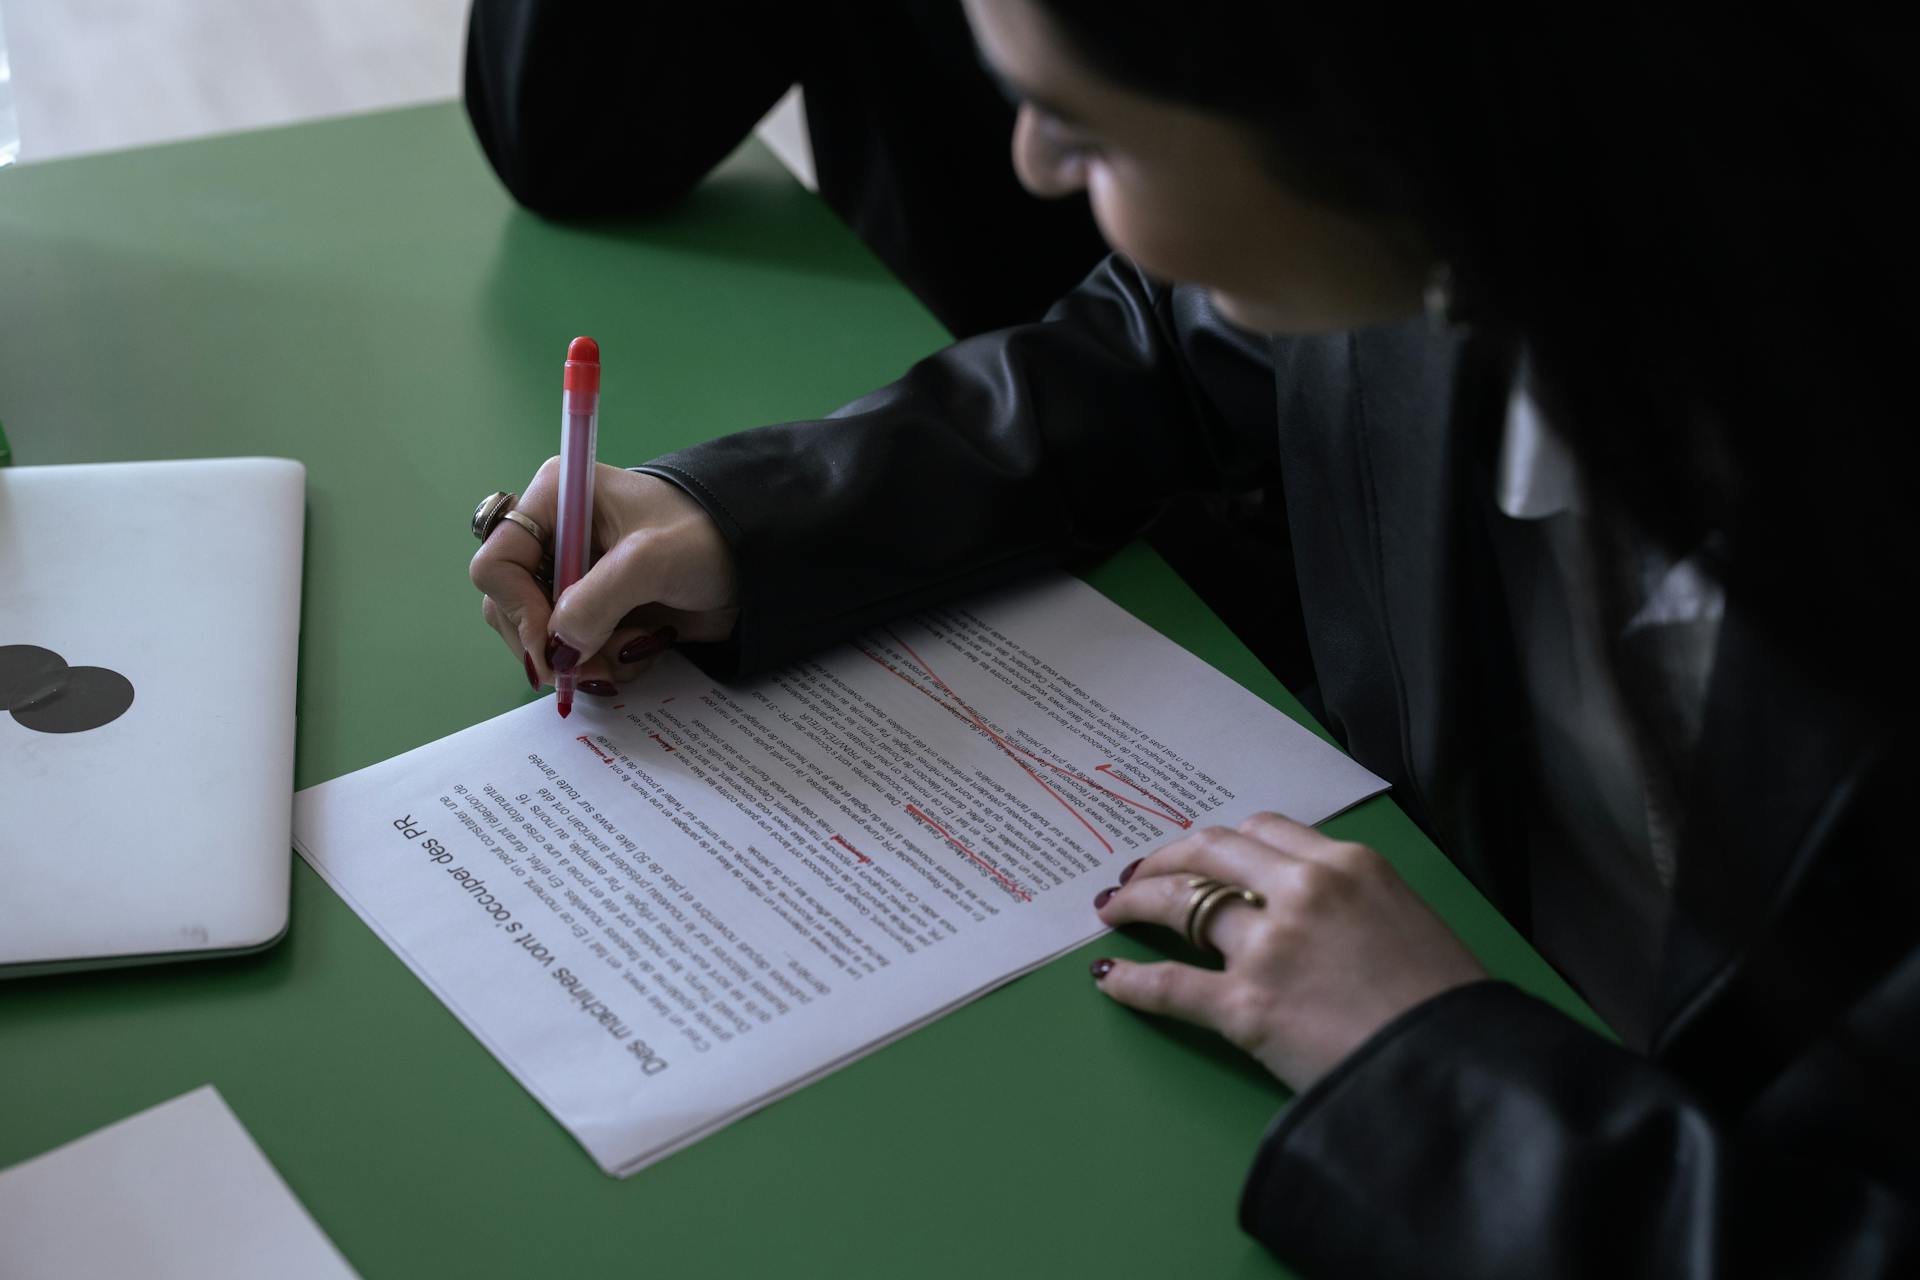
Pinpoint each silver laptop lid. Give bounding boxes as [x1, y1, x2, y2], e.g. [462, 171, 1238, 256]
[1, 458, 304, 974]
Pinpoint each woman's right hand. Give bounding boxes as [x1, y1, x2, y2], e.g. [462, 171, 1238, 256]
[469, 459, 740, 695]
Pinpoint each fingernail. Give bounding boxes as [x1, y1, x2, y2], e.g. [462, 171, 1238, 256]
[1093, 886, 1118, 910]
[546, 634, 582, 674]
[617, 628, 676, 664]
[522, 651, 541, 690]
[1118, 858, 1143, 885]
[579, 679, 618, 697]
[1090, 958, 1115, 981]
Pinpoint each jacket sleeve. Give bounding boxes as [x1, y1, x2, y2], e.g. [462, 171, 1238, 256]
[463, 0, 804, 217]
[635, 254, 1284, 679]
[1241, 977, 1920, 1278]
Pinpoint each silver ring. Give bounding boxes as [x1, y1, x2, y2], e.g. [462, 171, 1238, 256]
[497, 509, 546, 546]
[472, 491, 515, 542]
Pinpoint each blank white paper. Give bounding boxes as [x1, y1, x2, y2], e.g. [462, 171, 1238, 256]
[0, 1086, 357, 1279]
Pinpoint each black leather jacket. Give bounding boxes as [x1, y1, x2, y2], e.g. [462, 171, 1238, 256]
[639, 256, 1920, 1277]
[465, 0, 1109, 338]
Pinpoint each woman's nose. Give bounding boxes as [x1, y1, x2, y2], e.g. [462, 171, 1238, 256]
[1010, 106, 1087, 199]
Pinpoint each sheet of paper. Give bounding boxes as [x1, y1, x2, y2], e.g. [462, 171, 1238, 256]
[0, 1086, 358, 1279]
[294, 573, 1387, 1176]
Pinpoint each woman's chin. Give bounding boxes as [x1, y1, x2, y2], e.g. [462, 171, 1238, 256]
[1206, 289, 1294, 334]
[1208, 288, 1420, 335]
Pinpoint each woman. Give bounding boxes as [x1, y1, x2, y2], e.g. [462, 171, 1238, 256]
[471, 3, 1918, 1273]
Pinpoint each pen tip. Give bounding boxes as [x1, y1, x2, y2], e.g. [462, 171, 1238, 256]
[558, 697, 572, 719]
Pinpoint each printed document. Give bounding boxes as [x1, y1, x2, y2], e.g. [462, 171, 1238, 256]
[294, 574, 1387, 1175]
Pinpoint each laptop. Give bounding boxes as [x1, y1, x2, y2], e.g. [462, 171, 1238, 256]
[1, 458, 305, 976]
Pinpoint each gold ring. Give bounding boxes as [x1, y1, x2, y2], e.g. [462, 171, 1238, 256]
[1181, 878, 1225, 946]
[472, 491, 516, 541]
[497, 509, 547, 546]
[1187, 883, 1265, 953]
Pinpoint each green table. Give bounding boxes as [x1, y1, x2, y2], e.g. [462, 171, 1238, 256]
[0, 105, 1593, 1277]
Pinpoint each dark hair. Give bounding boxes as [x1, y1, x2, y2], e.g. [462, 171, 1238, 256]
[1034, 2, 1918, 701]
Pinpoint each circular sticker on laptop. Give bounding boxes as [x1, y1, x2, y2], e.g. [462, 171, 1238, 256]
[1, 644, 136, 733]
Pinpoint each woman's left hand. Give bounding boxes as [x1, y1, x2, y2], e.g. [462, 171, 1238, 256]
[1092, 812, 1487, 1092]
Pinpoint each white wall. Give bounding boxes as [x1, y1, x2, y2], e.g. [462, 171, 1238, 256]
[0, 0, 813, 187]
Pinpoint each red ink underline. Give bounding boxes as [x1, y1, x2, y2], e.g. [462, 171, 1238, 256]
[860, 629, 1195, 853]
[831, 833, 873, 864]
[1092, 763, 1191, 829]
[906, 804, 1030, 901]
[859, 636, 1112, 856]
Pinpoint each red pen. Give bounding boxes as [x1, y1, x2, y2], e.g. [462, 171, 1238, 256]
[552, 335, 600, 718]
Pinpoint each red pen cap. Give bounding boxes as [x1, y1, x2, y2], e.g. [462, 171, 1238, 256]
[564, 336, 601, 394]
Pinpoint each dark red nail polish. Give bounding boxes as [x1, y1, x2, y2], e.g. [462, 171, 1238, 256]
[579, 679, 618, 697]
[1119, 858, 1143, 885]
[1093, 886, 1118, 909]
[618, 634, 666, 664]
[619, 625, 680, 664]
[546, 635, 581, 674]
[1090, 958, 1115, 980]
[522, 652, 541, 690]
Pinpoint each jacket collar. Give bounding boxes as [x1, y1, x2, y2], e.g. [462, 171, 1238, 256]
[1341, 323, 1533, 917]
[1327, 323, 1876, 1057]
